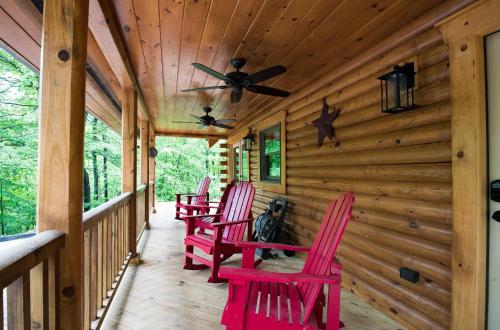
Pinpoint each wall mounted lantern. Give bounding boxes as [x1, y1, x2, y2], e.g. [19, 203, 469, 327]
[148, 147, 158, 158]
[242, 130, 255, 151]
[378, 62, 416, 114]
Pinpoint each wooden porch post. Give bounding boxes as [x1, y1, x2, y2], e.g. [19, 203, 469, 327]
[438, 1, 500, 328]
[149, 127, 156, 213]
[140, 120, 150, 228]
[36, 0, 89, 328]
[122, 86, 138, 260]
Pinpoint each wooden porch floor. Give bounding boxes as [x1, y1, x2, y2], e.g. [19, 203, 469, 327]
[101, 202, 404, 330]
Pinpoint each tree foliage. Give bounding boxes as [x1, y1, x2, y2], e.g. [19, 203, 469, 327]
[155, 137, 222, 202]
[0, 48, 223, 236]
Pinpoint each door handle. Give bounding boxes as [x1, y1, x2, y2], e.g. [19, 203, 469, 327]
[493, 211, 500, 222]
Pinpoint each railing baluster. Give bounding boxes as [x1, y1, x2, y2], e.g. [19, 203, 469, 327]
[90, 225, 98, 322]
[1, 288, 3, 329]
[22, 273, 30, 330]
[42, 260, 49, 330]
[83, 230, 90, 330]
[97, 220, 103, 310]
[7, 277, 24, 329]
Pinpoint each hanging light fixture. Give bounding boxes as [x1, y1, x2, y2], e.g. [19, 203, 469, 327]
[378, 62, 416, 114]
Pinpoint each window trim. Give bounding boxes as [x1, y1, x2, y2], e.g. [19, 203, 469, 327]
[256, 111, 287, 194]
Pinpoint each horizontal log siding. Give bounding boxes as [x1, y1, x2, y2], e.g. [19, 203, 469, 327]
[233, 27, 451, 329]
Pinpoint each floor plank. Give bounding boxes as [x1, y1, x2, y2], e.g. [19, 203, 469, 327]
[102, 202, 405, 330]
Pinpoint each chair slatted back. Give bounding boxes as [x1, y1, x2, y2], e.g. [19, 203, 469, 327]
[221, 182, 255, 242]
[216, 181, 236, 213]
[194, 176, 211, 204]
[299, 192, 355, 323]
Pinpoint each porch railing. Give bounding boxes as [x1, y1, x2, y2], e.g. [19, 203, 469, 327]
[82, 192, 132, 329]
[0, 230, 65, 329]
[136, 185, 147, 240]
[0, 184, 154, 329]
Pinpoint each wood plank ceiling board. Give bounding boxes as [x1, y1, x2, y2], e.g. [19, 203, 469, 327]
[107, 0, 458, 136]
[245, 0, 445, 118]
[179, 0, 238, 127]
[0, 0, 122, 132]
[188, 0, 267, 130]
[207, 0, 293, 114]
[173, 0, 212, 128]
[133, 0, 164, 121]
[111, 0, 158, 121]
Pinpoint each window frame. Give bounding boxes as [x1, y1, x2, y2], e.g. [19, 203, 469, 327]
[256, 111, 287, 194]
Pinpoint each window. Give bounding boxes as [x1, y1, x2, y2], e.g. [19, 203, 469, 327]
[231, 141, 249, 183]
[259, 124, 281, 181]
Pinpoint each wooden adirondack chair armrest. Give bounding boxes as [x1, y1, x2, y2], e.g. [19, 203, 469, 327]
[211, 218, 253, 227]
[219, 267, 340, 285]
[236, 241, 310, 252]
[183, 204, 219, 209]
[175, 192, 194, 196]
[184, 194, 208, 198]
[183, 213, 222, 220]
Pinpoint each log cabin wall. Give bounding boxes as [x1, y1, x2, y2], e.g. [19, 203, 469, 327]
[229, 26, 452, 329]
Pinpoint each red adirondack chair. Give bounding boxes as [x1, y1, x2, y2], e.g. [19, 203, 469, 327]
[183, 182, 256, 282]
[175, 176, 211, 220]
[180, 181, 235, 232]
[219, 192, 355, 330]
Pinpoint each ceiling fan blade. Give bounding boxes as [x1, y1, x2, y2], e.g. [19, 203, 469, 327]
[192, 63, 228, 81]
[214, 118, 237, 124]
[246, 65, 287, 84]
[246, 84, 290, 97]
[181, 85, 228, 92]
[231, 89, 243, 103]
[213, 122, 235, 130]
[172, 121, 200, 124]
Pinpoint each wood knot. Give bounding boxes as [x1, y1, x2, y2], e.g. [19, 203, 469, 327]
[456, 150, 464, 158]
[57, 50, 70, 62]
[460, 44, 468, 52]
[62, 286, 75, 298]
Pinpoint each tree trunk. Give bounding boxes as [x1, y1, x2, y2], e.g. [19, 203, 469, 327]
[92, 117, 99, 201]
[103, 151, 109, 201]
[0, 180, 4, 235]
[83, 168, 91, 211]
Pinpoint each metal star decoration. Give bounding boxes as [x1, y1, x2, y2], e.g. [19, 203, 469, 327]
[311, 97, 340, 148]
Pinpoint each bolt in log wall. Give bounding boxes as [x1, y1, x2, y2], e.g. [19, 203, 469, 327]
[232, 27, 452, 329]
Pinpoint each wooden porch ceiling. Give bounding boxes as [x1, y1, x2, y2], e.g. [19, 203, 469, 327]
[106, 0, 444, 136]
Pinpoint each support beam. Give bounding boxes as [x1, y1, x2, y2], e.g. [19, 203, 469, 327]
[149, 127, 156, 213]
[156, 131, 226, 140]
[122, 86, 138, 259]
[140, 120, 150, 228]
[88, 0, 150, 122]
[36, 0, 89, 328]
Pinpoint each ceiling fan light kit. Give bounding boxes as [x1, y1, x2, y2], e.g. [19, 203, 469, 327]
[172, 106, 237, 130]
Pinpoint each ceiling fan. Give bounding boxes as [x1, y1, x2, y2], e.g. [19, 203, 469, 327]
[172, 106, 236, 130]
[181, 58, 290, 103]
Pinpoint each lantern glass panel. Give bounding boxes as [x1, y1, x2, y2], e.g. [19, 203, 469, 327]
[386, 72, 397, 109]
[399, 72, 408, 108]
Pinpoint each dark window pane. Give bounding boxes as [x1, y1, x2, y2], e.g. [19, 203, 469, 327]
[233, 146, 240, 183]
[241, 150, 248, 181]
[260, 124, 281, 182]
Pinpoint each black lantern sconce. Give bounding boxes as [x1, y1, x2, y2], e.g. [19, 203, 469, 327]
[148, 147, 158, 158]
[378, 62, 416, 114]
[242, 130, 255, 151]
